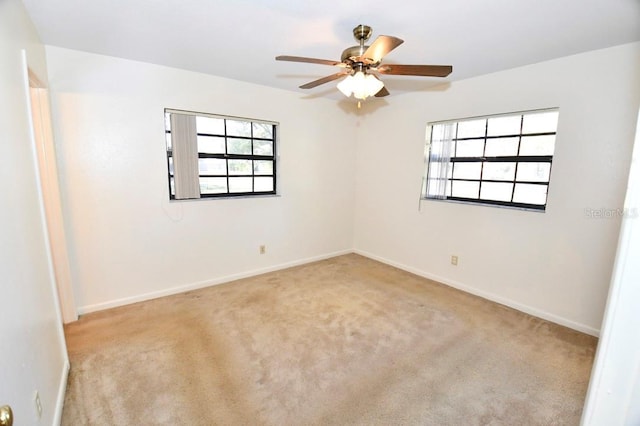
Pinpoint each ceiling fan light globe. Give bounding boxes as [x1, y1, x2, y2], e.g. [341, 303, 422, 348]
[353, 71, 366, 83]
[337, 75, 354, 97]
[365, 74, 384, 95]
[353, 74, 384, 100]
[354, 90, 369, 100]
[336, 71, 385, 100]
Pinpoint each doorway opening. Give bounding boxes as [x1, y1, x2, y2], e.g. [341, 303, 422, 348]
[28, 69, 77, 323]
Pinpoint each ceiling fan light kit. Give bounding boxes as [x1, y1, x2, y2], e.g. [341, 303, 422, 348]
[276, 24, 453, 103]
[337, 72, 384, 100]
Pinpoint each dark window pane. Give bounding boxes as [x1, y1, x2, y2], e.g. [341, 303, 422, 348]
[228, 159, 251, 175]
[200, 177, 227, 194]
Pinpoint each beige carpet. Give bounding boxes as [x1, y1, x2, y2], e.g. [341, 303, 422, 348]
[62, 254, 597, 425]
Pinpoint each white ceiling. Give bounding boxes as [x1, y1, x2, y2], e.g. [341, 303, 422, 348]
[22, 0, 640, 99]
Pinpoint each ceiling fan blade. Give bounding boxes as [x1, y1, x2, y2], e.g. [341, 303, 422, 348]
[276, 55, 344, 67]
[299, 72, 349, 89]
[375, 87, 390, 97]
[376, 64, 453, 77]
[361, 35, 404, 63]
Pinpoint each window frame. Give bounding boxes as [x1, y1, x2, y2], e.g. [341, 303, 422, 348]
[165, 108, 278, 200]
[422, 108, 559, 211]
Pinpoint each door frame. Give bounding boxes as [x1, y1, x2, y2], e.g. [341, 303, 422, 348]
[27, 67, 77, 323]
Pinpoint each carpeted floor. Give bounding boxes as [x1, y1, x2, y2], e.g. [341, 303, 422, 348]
[62, 254, 597, 425]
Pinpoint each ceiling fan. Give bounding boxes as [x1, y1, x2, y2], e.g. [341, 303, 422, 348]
[276, 24, 453, 103]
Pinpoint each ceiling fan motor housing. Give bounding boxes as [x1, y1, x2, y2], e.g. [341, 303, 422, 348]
[341, 25, 374, 67]
[341, 45, 369, 64]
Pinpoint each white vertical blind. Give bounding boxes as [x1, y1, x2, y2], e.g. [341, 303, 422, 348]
[425, 122, 455, 199]
[170, 113, 200, 199]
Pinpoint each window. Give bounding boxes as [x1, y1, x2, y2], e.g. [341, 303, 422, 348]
[422, 109, 559, 211]
[165, 109, 277, 199]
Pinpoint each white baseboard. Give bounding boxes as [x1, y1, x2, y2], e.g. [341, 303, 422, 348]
[354, 249, 600, 337]
[77, 249, 353, 315]
[76, 247, 600, 337]
[53, 359, 70, 426]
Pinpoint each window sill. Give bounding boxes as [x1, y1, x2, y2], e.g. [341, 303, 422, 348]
[420, 197, 546, 213]
[169, 194, 281, 203]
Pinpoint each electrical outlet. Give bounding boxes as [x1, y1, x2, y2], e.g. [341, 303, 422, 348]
[451, 255, 458, 266]
[259, 245, 266, 254]
[34, 390, 42, 418]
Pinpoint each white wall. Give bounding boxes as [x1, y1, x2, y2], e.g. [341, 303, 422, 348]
[0, 0, 68, 424]
[354, 43, 640, 335]
[45, 42, 639, 336]
[45, 47, 357, 313]
[582, 108, 640, 425]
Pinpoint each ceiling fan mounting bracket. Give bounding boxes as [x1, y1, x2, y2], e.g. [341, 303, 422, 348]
[353, 25, 372, 43]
